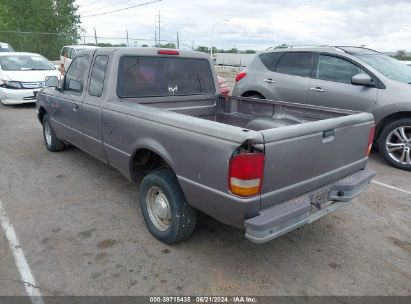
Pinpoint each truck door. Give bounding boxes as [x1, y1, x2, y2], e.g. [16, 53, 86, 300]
[81, 50, 111, 163]
[307, 54, 378, 112]
[49, 55, 90, 147]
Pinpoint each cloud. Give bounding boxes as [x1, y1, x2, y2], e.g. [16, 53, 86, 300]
[76, 0, 411, 51]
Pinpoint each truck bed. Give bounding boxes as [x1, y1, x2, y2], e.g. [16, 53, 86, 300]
[142, 95, 374, 210]
[145, 95, 356, 130]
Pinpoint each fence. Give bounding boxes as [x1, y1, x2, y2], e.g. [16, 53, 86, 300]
[0, 30, 195, 60]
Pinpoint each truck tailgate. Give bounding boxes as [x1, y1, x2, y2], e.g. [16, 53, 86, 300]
[259, 112, 374, 209]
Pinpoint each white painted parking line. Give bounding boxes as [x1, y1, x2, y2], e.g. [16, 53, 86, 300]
[372, 180, 411, 196]
[0, 200, 45, 304]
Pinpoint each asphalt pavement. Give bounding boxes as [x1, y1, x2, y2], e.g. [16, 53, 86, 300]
[0, 103, 410, 299]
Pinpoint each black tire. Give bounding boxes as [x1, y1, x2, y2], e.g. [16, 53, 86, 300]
[139, 169, 197, 244]
[378, 118, 411, 171]
[42, 114, 66, 152]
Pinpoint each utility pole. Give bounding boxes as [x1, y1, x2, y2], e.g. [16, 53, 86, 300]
[158, 10, 161, 47]
[176, 32, 179, 49]
[155, 29, 157, 47]
[94, 27, 98, 45]
[126, 29, 129, 47]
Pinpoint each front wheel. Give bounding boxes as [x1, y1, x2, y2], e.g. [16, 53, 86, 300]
[378, 118, 411, 171]
[42, 114, 66, 152]
[138, 169, 197, 244]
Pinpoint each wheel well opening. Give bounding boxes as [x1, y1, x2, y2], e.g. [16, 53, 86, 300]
[376, 112, 411, 140]
[241, 91, 265, 98]
[131, 149, 171, 181]
[38, 107, 47, 124]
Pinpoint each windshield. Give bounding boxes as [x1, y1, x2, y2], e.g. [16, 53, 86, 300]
[0, 55, 54, 71]
[357, 54, 411, 84]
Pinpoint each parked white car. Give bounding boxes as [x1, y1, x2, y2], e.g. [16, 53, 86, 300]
[0, 42, 14, 52]
[0, 52, 60, 105]
[60, 45, 99, 70]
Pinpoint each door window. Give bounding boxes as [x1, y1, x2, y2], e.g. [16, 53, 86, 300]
[64, 55, 89, 93]
[259, 52, 283, 71]
[316, 55, 367, 84]
[275, 52, 314, 77]
[89, 55, 109, 97]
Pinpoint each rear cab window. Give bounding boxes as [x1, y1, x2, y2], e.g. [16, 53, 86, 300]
[116, 56, 216, 98]
[275, 52, 314, 77]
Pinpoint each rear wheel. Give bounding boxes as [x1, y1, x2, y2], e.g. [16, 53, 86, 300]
[42, 114, 66, 152]
[378, 118, 411, 171]
[139, 169, 197, 244]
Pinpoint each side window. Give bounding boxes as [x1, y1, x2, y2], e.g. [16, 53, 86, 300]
[89, 55, 109, 97]
[64, 55, 89, 93]
[275, 52, 314, 77]
[259, 52, 283, 71]
[69, 48, 76, 59]
[316, 55, 368, 84]
[61, 47, 66, 57]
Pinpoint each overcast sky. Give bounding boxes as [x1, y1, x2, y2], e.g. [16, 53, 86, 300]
[76, 0, 411, 52]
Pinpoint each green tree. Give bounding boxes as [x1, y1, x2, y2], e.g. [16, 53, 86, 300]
[159, 43, 176, 49]
[245, 49, 256, 54]
[195, 46, 210, 53]
[225, 48, 239, 53]
[0, 0, 80, 60]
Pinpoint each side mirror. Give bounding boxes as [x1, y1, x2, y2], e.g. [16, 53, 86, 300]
[352, 73, 374, 87]
[45, 76, 59, 88]
[68, 79, 81, 92]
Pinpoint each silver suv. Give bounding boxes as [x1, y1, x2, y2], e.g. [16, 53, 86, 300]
[233, 46, 411, 171]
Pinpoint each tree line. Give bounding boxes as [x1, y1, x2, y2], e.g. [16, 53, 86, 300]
[0, 0, 80, 60]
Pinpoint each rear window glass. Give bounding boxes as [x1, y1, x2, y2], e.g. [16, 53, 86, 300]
[259, 52, 283, 71]
[117, 56, 215, 98]
[275, 52, 314, 77]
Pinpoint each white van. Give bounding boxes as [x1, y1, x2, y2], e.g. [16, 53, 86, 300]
[0, 42, 14, 52]
[60, 45, 99, 70]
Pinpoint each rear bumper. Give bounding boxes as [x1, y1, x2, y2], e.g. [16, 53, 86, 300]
[244, 168, 376, 243]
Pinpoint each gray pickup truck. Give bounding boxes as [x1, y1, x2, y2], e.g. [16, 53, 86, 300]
[36, 48, 375, 244]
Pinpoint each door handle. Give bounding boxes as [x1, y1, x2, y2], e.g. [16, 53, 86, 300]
[264, 78, 275, 84]
[73, 103, 79, 111]
[310, 87, 325, 92]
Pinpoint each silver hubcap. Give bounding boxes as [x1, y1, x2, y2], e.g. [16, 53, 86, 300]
[386, 126, 411, 165]
[44, 121, 52, 146]
[146, 186, 171, 231]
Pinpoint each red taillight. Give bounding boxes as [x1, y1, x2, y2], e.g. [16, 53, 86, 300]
[229, 153, 264, 197]
[365, 125, 375, 156]
[235, 71, 247, 82]
[157, 50, 179, 55]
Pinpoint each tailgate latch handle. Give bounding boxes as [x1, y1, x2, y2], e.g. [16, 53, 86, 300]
[322, 130, 335, 142]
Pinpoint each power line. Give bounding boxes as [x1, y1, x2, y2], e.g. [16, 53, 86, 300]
[79, 0, 104, 8]
[80, 0, 137, 14]
[81, 0, 162, 18]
